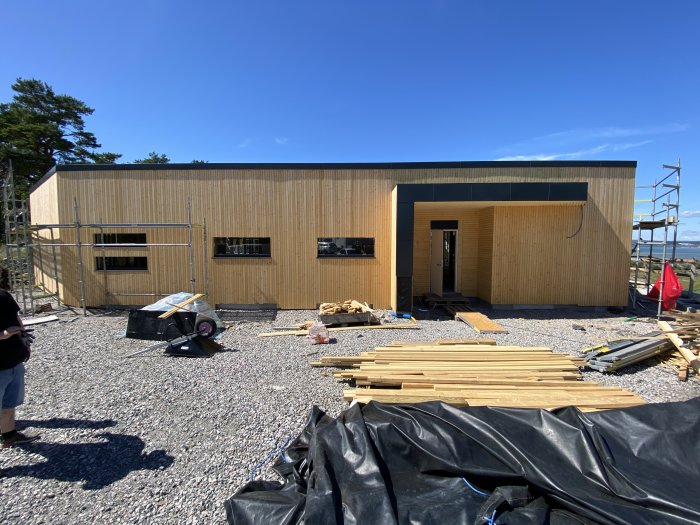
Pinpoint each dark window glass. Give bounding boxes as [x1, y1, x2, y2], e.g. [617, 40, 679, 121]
[94, 233, 147, 246]
[96, 256, 148, 271]
[317, 238, 374, 257]
[213, 237, 271, 257]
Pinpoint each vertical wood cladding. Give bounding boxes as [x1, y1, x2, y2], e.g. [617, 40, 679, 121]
[477, 207, 494, 302]
[29, 174, 62, 298]
[30, 165, 634, 308]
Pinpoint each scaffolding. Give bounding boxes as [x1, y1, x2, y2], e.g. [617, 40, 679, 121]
[631, 162, 681, 317]
[2, 161, 207, 316]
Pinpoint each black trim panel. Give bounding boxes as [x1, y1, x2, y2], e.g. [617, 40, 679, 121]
[430, 220, 458, 230]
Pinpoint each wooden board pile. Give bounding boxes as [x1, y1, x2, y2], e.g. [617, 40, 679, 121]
[658, 313, 700, 381]
[311, 340, 646, 411]
[319, 300, 373, 315]
[583, 316, 700, 380]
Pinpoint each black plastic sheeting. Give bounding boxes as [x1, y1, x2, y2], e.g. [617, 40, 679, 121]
[225, 398, 700, 525]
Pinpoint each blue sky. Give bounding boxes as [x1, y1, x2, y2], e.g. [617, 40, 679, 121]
[2, 1, 699, 239]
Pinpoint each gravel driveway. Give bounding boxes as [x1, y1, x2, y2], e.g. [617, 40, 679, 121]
[1, 308, 698, 524]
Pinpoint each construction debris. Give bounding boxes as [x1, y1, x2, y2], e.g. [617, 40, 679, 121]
[584, 336, 675, 373]
[658, 320, 700, 374]
[319, 300, 378, 327]
[319, 300, 373, 315]
[584, 316, 700, 378]
[312, 342, 645, 411]
[306, 321, 330, 344]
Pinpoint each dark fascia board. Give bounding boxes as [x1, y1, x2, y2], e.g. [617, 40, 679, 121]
[29, 166, 57, 194]
[397, 182, 588, 203]
[53, 160, 637, 171]
[31, 160, 636, 194]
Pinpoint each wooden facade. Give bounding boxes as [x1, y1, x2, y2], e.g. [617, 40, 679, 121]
[29, 161, 635, 309]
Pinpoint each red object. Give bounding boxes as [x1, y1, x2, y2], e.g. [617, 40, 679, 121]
[648, 262, 683, 310]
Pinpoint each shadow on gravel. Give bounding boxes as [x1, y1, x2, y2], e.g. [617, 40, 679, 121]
[2, 420, 174, 490]
[17, 417, 117, 430]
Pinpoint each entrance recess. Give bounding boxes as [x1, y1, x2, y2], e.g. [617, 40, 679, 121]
[430, 229, 457, 296]
[393, 180, 590, 312]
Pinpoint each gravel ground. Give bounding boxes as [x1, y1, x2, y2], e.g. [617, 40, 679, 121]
[1, 306, 698, 524]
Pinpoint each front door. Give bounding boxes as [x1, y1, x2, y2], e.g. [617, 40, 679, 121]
[430, 229, 458, 296]
[430, 230, 443, 295]
[442, 230, 457, 293]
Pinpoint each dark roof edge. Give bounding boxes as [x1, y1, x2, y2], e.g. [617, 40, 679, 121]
[30, 166, 57, 194]
[31, 160, 637, 193]
[54, 160, 638, 170]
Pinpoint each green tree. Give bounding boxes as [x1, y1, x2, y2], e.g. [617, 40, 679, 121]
[134, 152, 170, 164]
[0, 78, 121, 194]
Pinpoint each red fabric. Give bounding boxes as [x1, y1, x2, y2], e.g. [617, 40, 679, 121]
[648, 262, 683, 310]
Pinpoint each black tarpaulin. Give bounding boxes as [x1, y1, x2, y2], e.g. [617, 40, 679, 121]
[225, 398, 700, 525]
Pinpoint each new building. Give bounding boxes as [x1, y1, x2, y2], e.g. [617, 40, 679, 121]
[29, 160, 635, 310]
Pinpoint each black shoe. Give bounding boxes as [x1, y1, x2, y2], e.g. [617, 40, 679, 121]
[1, 430, 40, 448]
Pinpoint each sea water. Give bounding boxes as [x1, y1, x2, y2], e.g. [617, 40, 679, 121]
[633, 244, 700, 260]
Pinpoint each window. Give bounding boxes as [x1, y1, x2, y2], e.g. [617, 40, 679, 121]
[94, 233, 147, 247]
[213, 237, 271, 257]
[96, 256, 148, 271]
[317, 237, 374, 257]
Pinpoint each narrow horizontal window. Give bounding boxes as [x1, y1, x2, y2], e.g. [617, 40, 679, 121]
[318, 237, 374, 258]
[213, 237, 271, 257]
[95, 233, 147, 247]
[96, 256, 148, 271]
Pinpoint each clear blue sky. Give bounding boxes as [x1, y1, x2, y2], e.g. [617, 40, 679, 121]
[2, 1, 699, 239]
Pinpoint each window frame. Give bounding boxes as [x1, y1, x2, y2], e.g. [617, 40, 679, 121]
[95, 256, 149, 272]
[212, 236, 272, 258]
[94, 232, 148, 248]
[317, 237, 375, 258]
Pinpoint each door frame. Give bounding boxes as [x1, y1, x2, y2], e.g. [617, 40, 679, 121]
[430, 228, 459, 295]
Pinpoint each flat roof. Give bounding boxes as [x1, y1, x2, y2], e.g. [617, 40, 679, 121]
[32, 160, 637, 193]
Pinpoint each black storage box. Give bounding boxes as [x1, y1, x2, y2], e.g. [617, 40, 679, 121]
[126, 310, 198, 341]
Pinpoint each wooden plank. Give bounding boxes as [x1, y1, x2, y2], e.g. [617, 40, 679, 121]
[259, 322, 419, 337]
[342, 367, 580, 375]
[346, 389, 645, 410]
[386, 339, 497, 346]
[374, 345, 550, 352]
[157, 293, 205, 319]
[23, 315, 60, 326]
[455, 312, 507, 333]
[658, 320, 700, 374]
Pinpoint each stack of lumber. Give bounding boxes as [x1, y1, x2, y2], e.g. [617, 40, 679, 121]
[319, 300, 373, 315]
[311, 341, 646, 411]
[583, 316, 700, 381]
[658, 314, 700, 381]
